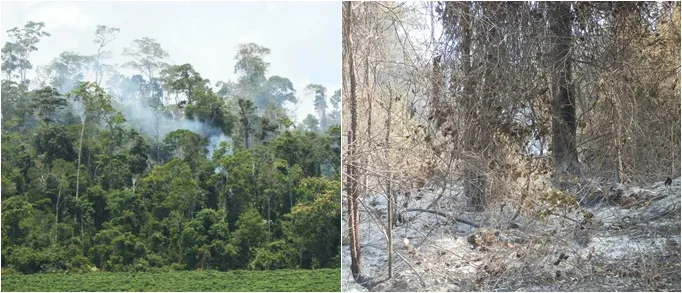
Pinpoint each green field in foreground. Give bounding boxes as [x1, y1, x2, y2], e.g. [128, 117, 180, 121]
[0, 269, 340, 292]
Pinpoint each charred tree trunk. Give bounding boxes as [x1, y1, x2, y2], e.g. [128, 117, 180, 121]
[549, 2, 581, 178]
[343, 1, 367, 286]
[456, 2, 488, 211]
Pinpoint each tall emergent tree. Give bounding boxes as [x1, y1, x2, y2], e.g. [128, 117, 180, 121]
[67, 82, 115, 201]
[306, 84, 328, 131]
[234, 43, 271, 97]
[1, 21, 51, 84]
[92, 25, 120, 86]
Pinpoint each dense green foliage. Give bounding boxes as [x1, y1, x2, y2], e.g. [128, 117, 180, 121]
[1, 21, 340, 275]
[0, 269, 340, 291]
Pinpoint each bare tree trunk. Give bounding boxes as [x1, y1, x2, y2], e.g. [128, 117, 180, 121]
[363, 12, 372, 200]
[244, 124, 251, 149]
[386, 89, 395, 279]
[550, 2, 581, 180]
[75, 113, 89, 237]
[223, 173, 229, 222]
[344, 1, 365, 285]
[154, 110, 162, 163]
[95, 48, 104, 86]
[76, 115, 86, 200]
[267, 194, 271, 241]
[611, 94, 625, 183]
[456, 2, 488, 211]
[55, 186, 61, 242]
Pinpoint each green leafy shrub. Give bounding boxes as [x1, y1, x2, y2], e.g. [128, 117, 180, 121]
[249, 239, 298, 270]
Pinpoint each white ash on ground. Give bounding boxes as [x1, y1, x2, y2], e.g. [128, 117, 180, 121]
[342, 178, 681, 291]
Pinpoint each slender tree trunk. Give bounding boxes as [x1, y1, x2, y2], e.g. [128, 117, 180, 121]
[549, 2, 581, 178]
[95, 49, 103, 86]
[244, 123, 251, 149]
[288, 173, 293, 209]
[55, 186, 61, 242]
[343, 1, 365, 285]
[155, 110, 161, 163]
[365, 94, 372, 195]
[385, 87, 394, 280]
[76, 115, 86, 200]
[75, 114, 88, 237]
[612, 94, 624, 183]
[267, 194, 271, 241]
[223, 173, 229, 222]
[362, 2, 373, 201]
[430, 1, 435, 50]
[362, 50, 374, 194]
[20, 67, 26, 85]
[223, 195, 228, 221]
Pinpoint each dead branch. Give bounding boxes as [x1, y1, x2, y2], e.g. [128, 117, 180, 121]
[405, 208, 480, 228]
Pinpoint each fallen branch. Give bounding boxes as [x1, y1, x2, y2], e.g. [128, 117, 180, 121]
[549, 212, 582, 226]
[644, 203, 680, 222]
[405, 208, 480, 228]
[622, 194, 668, 209]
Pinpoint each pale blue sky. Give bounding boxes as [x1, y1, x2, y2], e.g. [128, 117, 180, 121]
[0, 1, 341, 122]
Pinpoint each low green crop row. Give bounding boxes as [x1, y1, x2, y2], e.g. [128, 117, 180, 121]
[1, 269, 340, 292]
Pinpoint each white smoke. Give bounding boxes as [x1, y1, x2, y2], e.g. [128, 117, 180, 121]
[106, 80, 233, 159]
[208, 133, 233, 158]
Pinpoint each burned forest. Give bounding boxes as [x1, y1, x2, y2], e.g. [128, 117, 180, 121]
[342, 2, 681, 291]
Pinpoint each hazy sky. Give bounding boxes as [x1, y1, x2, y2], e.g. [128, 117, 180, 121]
[0, 1, 341, 122]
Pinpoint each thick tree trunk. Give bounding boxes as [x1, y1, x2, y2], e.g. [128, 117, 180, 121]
[549, 2, 581, 178]
[454, 2, 488, 211]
